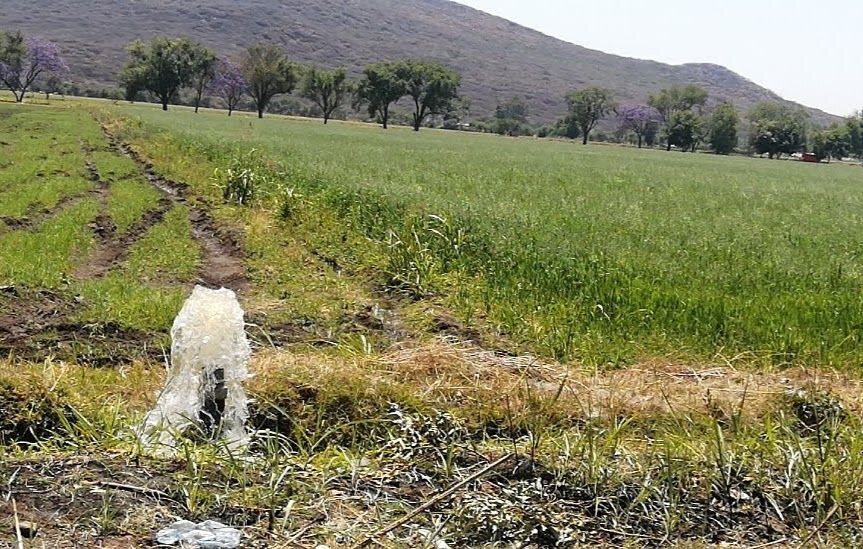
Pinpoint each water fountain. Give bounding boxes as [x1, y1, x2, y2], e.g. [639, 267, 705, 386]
[139, 285, 251, 453]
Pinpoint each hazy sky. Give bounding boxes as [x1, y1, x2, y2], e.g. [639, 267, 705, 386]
[455, 0, 861, 116]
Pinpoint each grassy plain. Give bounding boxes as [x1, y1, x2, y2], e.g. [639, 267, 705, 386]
[3, 99, 863, 547]
[115, 102, 863, 368]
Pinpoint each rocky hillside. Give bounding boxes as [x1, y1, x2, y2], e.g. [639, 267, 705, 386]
[0, 0, 838, 124]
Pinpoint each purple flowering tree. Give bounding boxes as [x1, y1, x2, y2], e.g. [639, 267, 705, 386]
[0, 34, 67, 103]
[618, 104, 662, 148]
[209, 59, 246, 116]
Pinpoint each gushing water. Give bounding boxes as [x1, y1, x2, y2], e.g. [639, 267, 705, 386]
[140, 286, 251, 452]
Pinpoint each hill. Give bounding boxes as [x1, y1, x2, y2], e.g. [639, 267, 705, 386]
[0, 0, 839, 124]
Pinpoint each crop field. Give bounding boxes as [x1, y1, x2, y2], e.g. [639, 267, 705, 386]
[3, 100, 863, 547]
[116, 102, 863, 368]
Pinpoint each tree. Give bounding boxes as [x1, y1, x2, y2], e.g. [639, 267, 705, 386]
[664, 111, 703, 152]
[492, 96, 530, 136]
[550, 115, 581, 139]
[42, 73, 64, 100]
[708, 102, 739, 154]
[189, 45, 217, 113]
[209, 58, 246, 116]
[354, 61, 405, 129]
[0, 32, 67, 103]
[617, 104, 661, 148]
[120, 36, 199, 111]
[748, 102, 808, 159]
[301, 66, 348, 124]
[648, 85, 708, 150]
[845, 113, 863, 159]
[442, 96, 472, 129]
[496, 96, 529, 123]
[241, 44, 296, 119]
[396, 60, 461, 131]
[565, 87, 616, 144]
[812, 124, 851, 162]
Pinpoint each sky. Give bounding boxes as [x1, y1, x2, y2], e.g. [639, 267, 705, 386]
[455, 0, 861, 116]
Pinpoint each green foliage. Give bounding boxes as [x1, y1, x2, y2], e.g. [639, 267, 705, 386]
[648, 85, 709, 121]
[115, 102, 863, 367]
[396, 59, 461, 131]
[548, 115, 581, 139]
[300, 66, 348, 124]
[0, 31, 26, 93]
[213, 148, 276, 206]
[354, 61, 405, 129]
[812, 123, 852, 162]
[748, 102, 809, 159]
[241, 43, 297, 118]
[189, 44, 217, 113]
[845, 113, 863, 158]
[120, 36, 203, 110]
[649, 85, 709, 151]
[708, 102, 739, 154]
[492, 96, 531, 136]
[565, 87, 616, 144]
[665, 110, 704, 152]
[495, 96, 529, 123]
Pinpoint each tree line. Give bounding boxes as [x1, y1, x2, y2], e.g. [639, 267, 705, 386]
[493, 85, 862, 159]
[119, 36, 461, 131]
[2, 29, 862, 160]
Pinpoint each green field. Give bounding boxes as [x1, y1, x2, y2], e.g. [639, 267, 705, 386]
[4, 100, 863, 547]
[114, 102, 863, 368]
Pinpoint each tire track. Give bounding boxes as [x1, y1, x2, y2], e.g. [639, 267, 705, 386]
[102, 126, 248, 292]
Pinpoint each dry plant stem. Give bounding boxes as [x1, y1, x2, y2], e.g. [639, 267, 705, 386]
[97, 480, 174, 501]
[350, 453, 514, 549]
[12, 498, 23, 549]
[796, 503, 839, 548]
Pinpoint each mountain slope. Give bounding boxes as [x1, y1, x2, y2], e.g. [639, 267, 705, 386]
[0, 0, 838, 124]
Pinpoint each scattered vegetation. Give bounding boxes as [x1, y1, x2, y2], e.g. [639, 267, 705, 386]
[112, 102, 863, 369]
[2, 65, 863, 546]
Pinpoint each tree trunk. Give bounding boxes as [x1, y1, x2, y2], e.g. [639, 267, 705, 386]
[161, 96, 169, 111]
[195, 105, 200, 113]
[382, 105, 389, 129]
[637, 135, 643, 148]
[228, 106, 233, 117]
[323, 112, 329, 124]
[666, 142, 672, 152]
[257, 105, 264, 119]
[14, 91, 23, 103]
[582, 134, 588, 145]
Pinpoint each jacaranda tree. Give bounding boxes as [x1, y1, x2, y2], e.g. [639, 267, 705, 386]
[617, 104, 661, 148]
[209, 58, 246, 116]
[0, 32, 67, 103]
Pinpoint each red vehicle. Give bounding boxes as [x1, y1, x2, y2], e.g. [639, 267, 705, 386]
[801, 153, 820, 163]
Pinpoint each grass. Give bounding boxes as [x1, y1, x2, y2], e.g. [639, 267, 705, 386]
[125, 204, 201, 282]
[4, 100, 863, 546]
[109, 103, 863, 368]
[0, 105, 97, 218]
[103, 176, 162, 234]
[0, 199, 99, 287]
[74, 204, 202, 329]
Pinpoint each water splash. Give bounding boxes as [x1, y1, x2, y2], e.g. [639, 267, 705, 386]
[140, 286, 251, 453]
